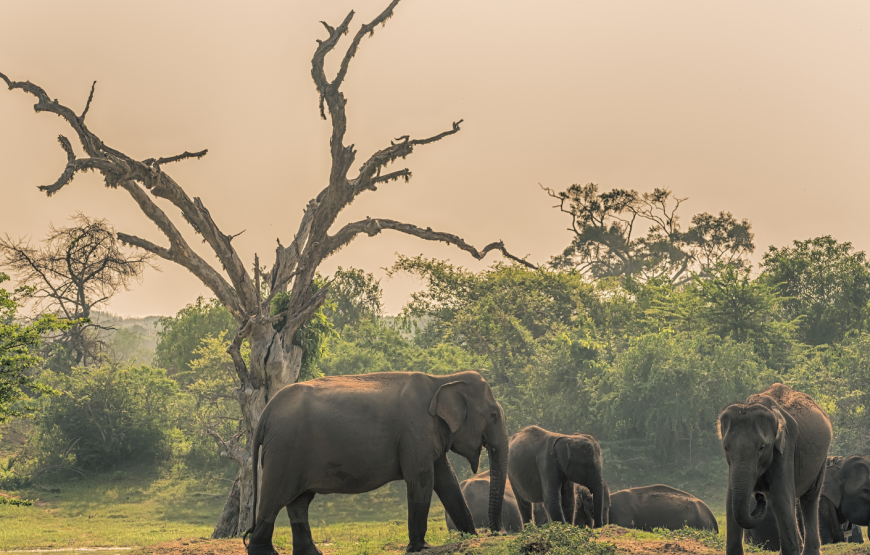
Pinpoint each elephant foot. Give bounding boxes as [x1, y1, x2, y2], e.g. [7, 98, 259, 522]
[246, 543, 278, 555]
[291, 523, 322, 555]
[406, 541, 432, 552]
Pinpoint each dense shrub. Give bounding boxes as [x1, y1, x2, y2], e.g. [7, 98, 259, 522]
[30, 363, 178, 472]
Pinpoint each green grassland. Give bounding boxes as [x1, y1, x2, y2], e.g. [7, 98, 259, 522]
[1, 459, 868, 555]
[0, 462, 451, 551]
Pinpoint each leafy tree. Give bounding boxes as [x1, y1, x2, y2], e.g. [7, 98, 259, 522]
[0, 214, 151, 368]
[324, 267, 383, 331]
[761, 236, 870, 345]
[391, 256, 597, 386]
[547, 183, 754, 283]
[599, 330, 769, 463]
[787, 332, 870, 455]
[317, 318, 481, 377]
[0, 273, 72, 424]
[155, 297, 236, 379]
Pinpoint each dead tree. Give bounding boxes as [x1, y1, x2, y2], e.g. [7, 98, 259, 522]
[1, 0, 533, 537]
[0, 214, 151, 367]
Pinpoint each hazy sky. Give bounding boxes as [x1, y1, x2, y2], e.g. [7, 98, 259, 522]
[1, 1, 868, 317]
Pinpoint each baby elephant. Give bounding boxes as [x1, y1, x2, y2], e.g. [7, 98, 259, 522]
[445, 471, 524, 533]
[609, 485, 718, 532]
[532, 484, 595, 527]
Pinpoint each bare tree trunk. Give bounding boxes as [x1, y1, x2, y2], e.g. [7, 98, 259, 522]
[212, 475, 241, 538]
[209, 321, 306, 537]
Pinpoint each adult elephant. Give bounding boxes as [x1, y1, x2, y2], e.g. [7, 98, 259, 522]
[608, 485, 718, 532]
[718, 383, 832, 555]
[446, 470, 524, 533]
[244, 371, 509, 555]
[508, 426, 607, 527]
[818, 455, 870, 544]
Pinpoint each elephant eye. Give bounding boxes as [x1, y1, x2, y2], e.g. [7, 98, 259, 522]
[759, 444, 766, 451]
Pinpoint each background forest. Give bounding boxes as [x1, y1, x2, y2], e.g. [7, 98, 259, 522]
[3, 185, 870, 522]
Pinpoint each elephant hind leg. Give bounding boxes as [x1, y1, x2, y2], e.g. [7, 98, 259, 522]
[512, 482, 532, 525]
[287, 492, 321, 555]
[248, 466, 302, 555]
[799, 465, 825, 555]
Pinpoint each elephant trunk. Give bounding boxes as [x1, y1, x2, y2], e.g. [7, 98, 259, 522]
[487, 444, 508, 533]
[731, 464, 766, 529]
[591, 478, 606, 528]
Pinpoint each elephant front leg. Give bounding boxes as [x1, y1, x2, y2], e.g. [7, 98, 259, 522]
[725, 487, 744, 555]
[433, 455, 475, 533]
[286, 492, 321, 555]
[405, 463, 435, 552]
[798, 465, 825, 555]
[560, 482, 575, 527]
[771, 480, 801, 555]
[541, 465, 566, 523]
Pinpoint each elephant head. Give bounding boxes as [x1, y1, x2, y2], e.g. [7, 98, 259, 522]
[553, 434, 606, 527]
[718, 403, 787, 529]
[825, 456, 870, 526]
[428, 372, 509, 532]
[574, 484, 595, 528]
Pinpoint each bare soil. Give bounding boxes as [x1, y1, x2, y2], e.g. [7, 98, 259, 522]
[124, 527, 723, 555]
[124, 528, 870, 555]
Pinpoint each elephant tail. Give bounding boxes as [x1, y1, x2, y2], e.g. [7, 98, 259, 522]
[243, 416, 267, 547]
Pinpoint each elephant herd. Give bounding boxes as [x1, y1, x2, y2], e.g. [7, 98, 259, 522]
[242, 371, 870, 555]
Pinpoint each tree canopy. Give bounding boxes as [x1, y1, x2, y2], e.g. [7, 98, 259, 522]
[547, 183, 754, 283]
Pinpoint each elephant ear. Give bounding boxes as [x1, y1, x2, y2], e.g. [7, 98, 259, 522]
[771, 407, 787, 454]
[428, 381, 467, 434]
[552, 437, 571, 471]
[823, 457, 846, 508]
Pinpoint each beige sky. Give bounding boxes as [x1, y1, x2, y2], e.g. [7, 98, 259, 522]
[1, 1, 868, 317]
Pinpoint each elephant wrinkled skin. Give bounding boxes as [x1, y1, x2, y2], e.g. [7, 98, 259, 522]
[245, 371, 509, 555]
[508, 426, 607, 527]
[718, 383, 832, 555]
[446, 470, 524, 533]
[609, 484, 718, 532]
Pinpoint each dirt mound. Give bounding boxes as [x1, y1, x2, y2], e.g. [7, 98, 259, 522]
[128, 538, 244, 555]
[125, 529, 725, 555]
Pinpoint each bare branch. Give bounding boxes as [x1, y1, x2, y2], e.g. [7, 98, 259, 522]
[327, 218, 537, 269]
[333, 0, 401, 90]
[142, 149, 208, 173]
[353, 120, 463, 193]
[79, 81, 96, 122]
[373, 169, 411, 185]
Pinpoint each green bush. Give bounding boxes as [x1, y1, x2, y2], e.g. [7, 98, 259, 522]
[511, 524, 615, 555]
[30, 363, 178, 473]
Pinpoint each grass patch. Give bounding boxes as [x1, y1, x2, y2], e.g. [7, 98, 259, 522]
[511, 524, 616, 555]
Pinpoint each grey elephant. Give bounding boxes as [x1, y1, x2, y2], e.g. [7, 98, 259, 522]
[608, 484, 718, 532]
[819, 455, 870, 544]
[446, 470, 524, 533]
[245, 371, 508, 555]
[746, 455, 870, 548]
[718, 383, 832, 555]
[531, 483, 595, 527]
[508, 426, 607, 527]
